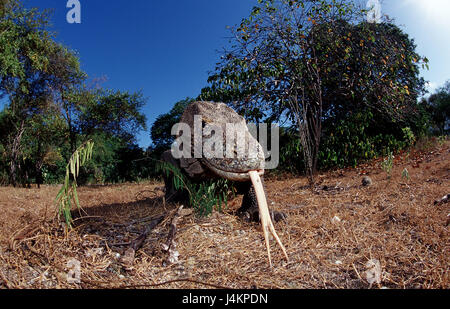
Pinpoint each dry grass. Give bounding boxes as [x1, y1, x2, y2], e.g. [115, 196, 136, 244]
[0, 141, 448, 289]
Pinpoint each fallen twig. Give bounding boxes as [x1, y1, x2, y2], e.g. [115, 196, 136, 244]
[162, 205, 184, 265]
[115, 277, 232, 289]
[0, 269, 11, 289]
[120, 215, 165, 268]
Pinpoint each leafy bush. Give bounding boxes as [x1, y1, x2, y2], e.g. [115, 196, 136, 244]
[420, 80, 450, 135]
[56, 140, 94, 227]
[157, 161, 232, 217]
[381, 151, 394, 179]
[402, 127, 416, 147]
[277, 129, 304, 174]
[402, 168, 410, 181]
[319, 111, 377, 169]
[277, 110, 421, 174]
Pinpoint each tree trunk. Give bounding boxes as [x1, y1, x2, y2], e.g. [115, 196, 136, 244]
[35, 141, 43, 189]
[9, 121, 25, 187]
[68, 121, 77, 155]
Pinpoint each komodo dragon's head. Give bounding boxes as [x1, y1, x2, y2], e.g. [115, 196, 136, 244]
[179, 101, 265, 182]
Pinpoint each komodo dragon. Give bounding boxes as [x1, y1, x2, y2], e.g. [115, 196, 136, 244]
[161, 101, 288, 266]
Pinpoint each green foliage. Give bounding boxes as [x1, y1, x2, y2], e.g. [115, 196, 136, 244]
[0, 0, 54, 94]
[319, 111, 377, 168]
[202, 0, 362, 117]
[318, 111, 412, 169]
[402, 127, 416, 147]
[402, 168, 410, 181]
[56, 140, 94, 228]
[277, 128, 304, 174]
[0, 0, 88, 187]
[0, 0, 148, 187]
[380, 151, 394, 179]
[78, 88, 148, 141]
[156, 161, 232, 217]
[276, 110, 419, 173]
[420, 80, 450, 135]
[200, 0, 428, 182]
[437, 135, 447, 146]
[318, 22, 427, 124]
[69, 133, 153, 185]
[150, 97, 194, 153]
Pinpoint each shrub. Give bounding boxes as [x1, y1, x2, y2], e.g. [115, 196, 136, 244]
[157, 161, 232, 217]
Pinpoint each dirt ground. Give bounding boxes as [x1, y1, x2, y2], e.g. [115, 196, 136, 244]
[0, 141, 448, 289]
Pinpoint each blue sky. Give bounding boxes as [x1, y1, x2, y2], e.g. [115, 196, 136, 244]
[8, 0, 450, 148]
[382, 0, 450, 92]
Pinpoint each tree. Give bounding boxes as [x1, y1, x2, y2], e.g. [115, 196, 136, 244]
[77, 88, 148, 142]
[150, 97, 194, 153]
[48, 87, 148, 185]
[313, 20, 428, 168]
[21, 108, 67, 188]
[44, 43, 86, 154]
[1, 0, 149, 186]
[315, 21, 427, 127]
[201, 0, 366, 185]
[421, 81, 450, 134]
[0, 0, 60, 186]
[201, 0, 428, 183]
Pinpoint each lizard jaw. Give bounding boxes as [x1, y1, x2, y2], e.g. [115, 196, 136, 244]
[203, 161, 264, 182]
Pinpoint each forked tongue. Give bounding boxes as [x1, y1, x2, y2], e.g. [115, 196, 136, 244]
[248, 171, 289, 267]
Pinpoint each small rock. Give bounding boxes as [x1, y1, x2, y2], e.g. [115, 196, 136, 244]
[272, 211, 287, 222]
[362, 176, 373, 187]
[233, 230, 246, 236]
[331, 216, 341, 223]
[85, 247, 104, 258]
[365, 259, 382, 287]
[120, 248, 136, 269]
[180, 208, 194, 217]
[186, 257, 196, 268]
[434, 194, 449, 206]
